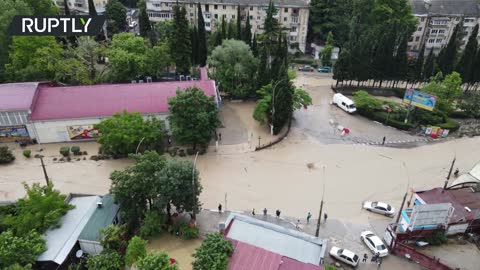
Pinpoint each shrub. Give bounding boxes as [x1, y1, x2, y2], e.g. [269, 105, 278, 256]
[82, 151, 88, 155]
[168, 148, 177, 157]
[181, 225, 199, 240]
[22, 150, 31, 158]
[90, 155, 99, 161]
[0, 146, 15, 164]
[125, 236, 147, 267]
[449, 110, 470, 119]
[71, 146, 81, 155]
[438, 119, 460, 131]
[139, 211, 165, 238]
[186, 148, 196, 155]
[178, 149, 186, 157]
[199, 147, 207, 155]
[59, 147, 70, 157]
[425, 231, 446, 245]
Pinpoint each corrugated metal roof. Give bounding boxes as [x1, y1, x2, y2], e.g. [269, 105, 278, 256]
[0, 82, 39, 111]
[450, 163, 480, 187]
[37, 195, 100, 264]
[225, 214, 326, 266]
[78, 194, 119, 242]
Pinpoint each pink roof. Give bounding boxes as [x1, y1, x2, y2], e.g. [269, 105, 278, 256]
[0, 82, 39, 111]
[228, 240, 322, 270]
[30, 79, 216, 121]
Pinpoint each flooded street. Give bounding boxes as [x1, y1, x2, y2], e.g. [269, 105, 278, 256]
[146, 234, 201, 270]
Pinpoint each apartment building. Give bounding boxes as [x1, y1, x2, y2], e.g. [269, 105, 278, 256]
[408, 0, 480, 56]
[146, 0, 310, 52]
[53, 0, 107, 14]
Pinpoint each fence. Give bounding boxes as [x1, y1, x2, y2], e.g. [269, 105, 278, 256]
[393, 243, 457, 270]
[255, 118, 292, 151]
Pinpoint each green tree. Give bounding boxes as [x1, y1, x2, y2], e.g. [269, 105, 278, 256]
[414, 43, 426, 82]
[86, 250, 124, 270]
[221, 17, 226, 41]
[88, 0, 97, 15]
[459, 91, 480, 118]
[244, 13, 252, 47]
[236, 5, 242, 40]
[264, 0, 278, 36]
[63, 0, 70, 15]
[139, 0, 152, 38]
[423, 48, 435, 80]
[308, 0, 352, 44]
[333, 48, 351, 85]
[105, 0, 127, 35]
[168, 87, 220, 148]
[24, 0, 57, 15]
[352, 90, 382, 115]
[5, 36, 63, 82]
[0, 0, 32, 82]
[137, 252, 178, 270]
[0, 146, 15, 164]
[145, 42, 172, 78]
[456, 24, 478, 84]
[422, 72, 462, 114]
[208, 39, 259, 98]
[251, 33, 258, 56]
[172, 4, 191, 73]
[192, 233, 233, 270]
[227, 19, 235, 40]
[0, 230, 45, 269]
[75, 37, 104, 82]
[155, 20, 174, 44]
[438, 23, 461, 75]
[139, 211, 165, 238]
[110, 152, 167, 225]
[271, 65, 294, 134]
[125, 236, 147, 266]
[95, 111, 165, 157]
[106, 33, 149, 81]
[321, 32, 334, 66]
[197, 2, 207, 66]
[191, 25, 199, 65]
[3, 183, 74, 235]
[100, 224, 128, 252]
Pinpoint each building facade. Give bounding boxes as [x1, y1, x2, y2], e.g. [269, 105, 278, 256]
[53, 0, 107, 14]
[408, 0, 480, 56]
[146, 0, 310, 52]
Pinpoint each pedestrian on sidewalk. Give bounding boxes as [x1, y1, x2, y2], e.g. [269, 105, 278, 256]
[295, 219, 301, 229]
[307, 212, 312, 223]
[263, 208, 267, 216]
[218, 203, 222, 213]
[276, 209, 281, 218]
[323, 213, 328, 223]
[382, 136, 386, 145]
[371, 254, 377, 263]
[362, 253, 368, 263]
[377, 257, 382, 268]
[252, 208, 255, 215]
[218, 132, 222, 141]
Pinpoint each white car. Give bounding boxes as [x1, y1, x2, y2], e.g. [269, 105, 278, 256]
[363, 201, 395, 217]
[360, 231, 389, 257]
[329, 246, 360, 267]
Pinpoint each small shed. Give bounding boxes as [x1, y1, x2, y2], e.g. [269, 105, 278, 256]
[78, 194, 120, 255]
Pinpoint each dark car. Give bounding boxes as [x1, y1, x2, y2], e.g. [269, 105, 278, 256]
[318, 66, 332, 73]
[298, 65, 315, 72]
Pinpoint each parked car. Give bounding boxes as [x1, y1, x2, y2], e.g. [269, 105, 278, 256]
[329, 246, 360, 267]
[332, 93, 357, 113]
[363, 201, 395, 217]
[298, 65, 315, 72]
[360, 231, 389, 257]
[318, 66, 332, 73]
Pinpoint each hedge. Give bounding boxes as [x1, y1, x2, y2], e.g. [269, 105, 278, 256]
[291, 58, 316, 66]
[357, 109, 414, 131]
[437, 119, 460, 131]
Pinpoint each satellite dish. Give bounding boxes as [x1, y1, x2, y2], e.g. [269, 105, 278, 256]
[75, 250, 84, 258]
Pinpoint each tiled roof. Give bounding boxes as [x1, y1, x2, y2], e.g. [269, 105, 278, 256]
[0, 82, 39, 111]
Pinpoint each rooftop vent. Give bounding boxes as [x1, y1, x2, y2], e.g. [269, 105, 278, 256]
[97, 201, 103, 208]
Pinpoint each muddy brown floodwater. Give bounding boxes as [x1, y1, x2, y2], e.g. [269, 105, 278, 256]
[146, 234, 202, 270]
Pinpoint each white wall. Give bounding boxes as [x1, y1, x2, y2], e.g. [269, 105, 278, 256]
[447, 223, 468, 235]
[79, 240, 103, 255]
[32, 113, 169, 144]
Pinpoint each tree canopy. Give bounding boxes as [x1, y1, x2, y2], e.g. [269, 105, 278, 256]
[86, 250, 124, 270]
[168, 87, 220, 148]
[137, 252, 178, 270]
[105, 0, 127, 35]
[192, 233, 233, 270]
[0, 230, 45, 269]
[171, 4, 191, 73]
[125, 236, 147, 266]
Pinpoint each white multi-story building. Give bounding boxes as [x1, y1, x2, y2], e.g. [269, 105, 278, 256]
[146, 0, 310, 52]
[53, 0, 107, 14]
[408, 0, 480, 56]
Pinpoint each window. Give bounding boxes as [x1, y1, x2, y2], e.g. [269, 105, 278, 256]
[438, 29, 445, 34]
[232, 15, 235, 19]
[436, 38, 442, 43]
[284, 17, 287, 22]
[190, 3, 193, 8]
[291, 16, 298, 23]
[250, 6, 253, 11]
[415, 36, 420, 41]
[214, 4, 218, 9]
[223, 14, 227, 19]
[417, 27, 422, 31]
[284, 7, 288, 12]
[291, 26, 297, 32]
[257, 16, 261, 20]
[223, 5, 226, 9]
[249, 15, 253, 20]
[205, 4, 209, 11]
[205, 13, 211, 19]
[153, 3, 160, 7]
[433, 19, 448, 25]
[205, 22, 211, 27]
[214, 14, 218, 19]
[431, 29, 438, 34]
[190, 13, 193, 17]
[465, 18, 475, 23]
[409, 36, 413, 42]
[421, 17, 425, 22]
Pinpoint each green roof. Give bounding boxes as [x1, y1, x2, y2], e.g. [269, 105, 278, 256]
[78, 194, 119, 242]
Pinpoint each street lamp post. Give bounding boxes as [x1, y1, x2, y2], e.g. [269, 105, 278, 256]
[315, 166, 326, 237]
[192, 151, 199, 221]
[271, 78, 290, 135]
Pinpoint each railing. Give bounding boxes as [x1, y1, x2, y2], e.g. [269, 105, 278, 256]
[393, 243, 456, 270]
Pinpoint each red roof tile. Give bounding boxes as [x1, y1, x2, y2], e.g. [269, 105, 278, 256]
[0, 82, 39, 111]
[29, 79, 216, 121]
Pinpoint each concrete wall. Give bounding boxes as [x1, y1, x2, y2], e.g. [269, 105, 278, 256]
[31, 113, 168, 144]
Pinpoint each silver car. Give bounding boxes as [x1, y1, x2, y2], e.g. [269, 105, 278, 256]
[329, 246, 360, 267]
[363, 201, 395, 217]
[360, 230, 389, 257]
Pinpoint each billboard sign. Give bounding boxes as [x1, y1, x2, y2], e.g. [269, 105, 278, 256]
[403, 89, 437, 111]
[0, 125, 29, 141]
[409, 203, 453, 229]
[67, 125, 100, 140]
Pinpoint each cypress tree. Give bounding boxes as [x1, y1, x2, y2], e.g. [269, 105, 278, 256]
[423, 48, 435, 80]
[395, 36, 408, 82]
[197, 3, 207, 66]
[252, 33, 258, 57]
[438, 23, 460, 75]
[414, 43, 426, 82]
[227, 19, 235, 39]
[64, 0, 70, 15]
[271, 34, 283, 80]
[236, 5, 242, 40]
[472, 49, 480, 85]
[257, 45, 270, 88]
[191, 26, 198, 65]
[172, 5, 192, 73]
[221, 17, 226, 40]
[88, 0, 97, 15]
[264, 0, 278, 35]
[244, 13, 252, 47]
[272, 63, 294, 134]
[139, 0, 152, 38]
[457, 24, 479, 84]
[283, 33, 289, 66]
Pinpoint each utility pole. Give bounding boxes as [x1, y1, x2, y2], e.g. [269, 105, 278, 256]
[444, 156, 456, 189]
[315, 166, 326, 237]
[39, 156, 50, 186]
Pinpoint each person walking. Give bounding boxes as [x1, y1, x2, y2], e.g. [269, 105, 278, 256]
[276, 209, 281, 218]
[324, 213, 328, 223]
[263, 208, 267, 216]
[295, 219, 301, 229]
[218, 203, 222, 213]
[218, 132, 222, 141]
[307, 212, 312, 223]
[377, 257, 382, 268]
[382, 136, 386, 145]
[252, 208, 255, 215]
[362, 253, 368, 263]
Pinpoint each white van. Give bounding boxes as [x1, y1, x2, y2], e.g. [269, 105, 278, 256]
[332, 93, 357, 113]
